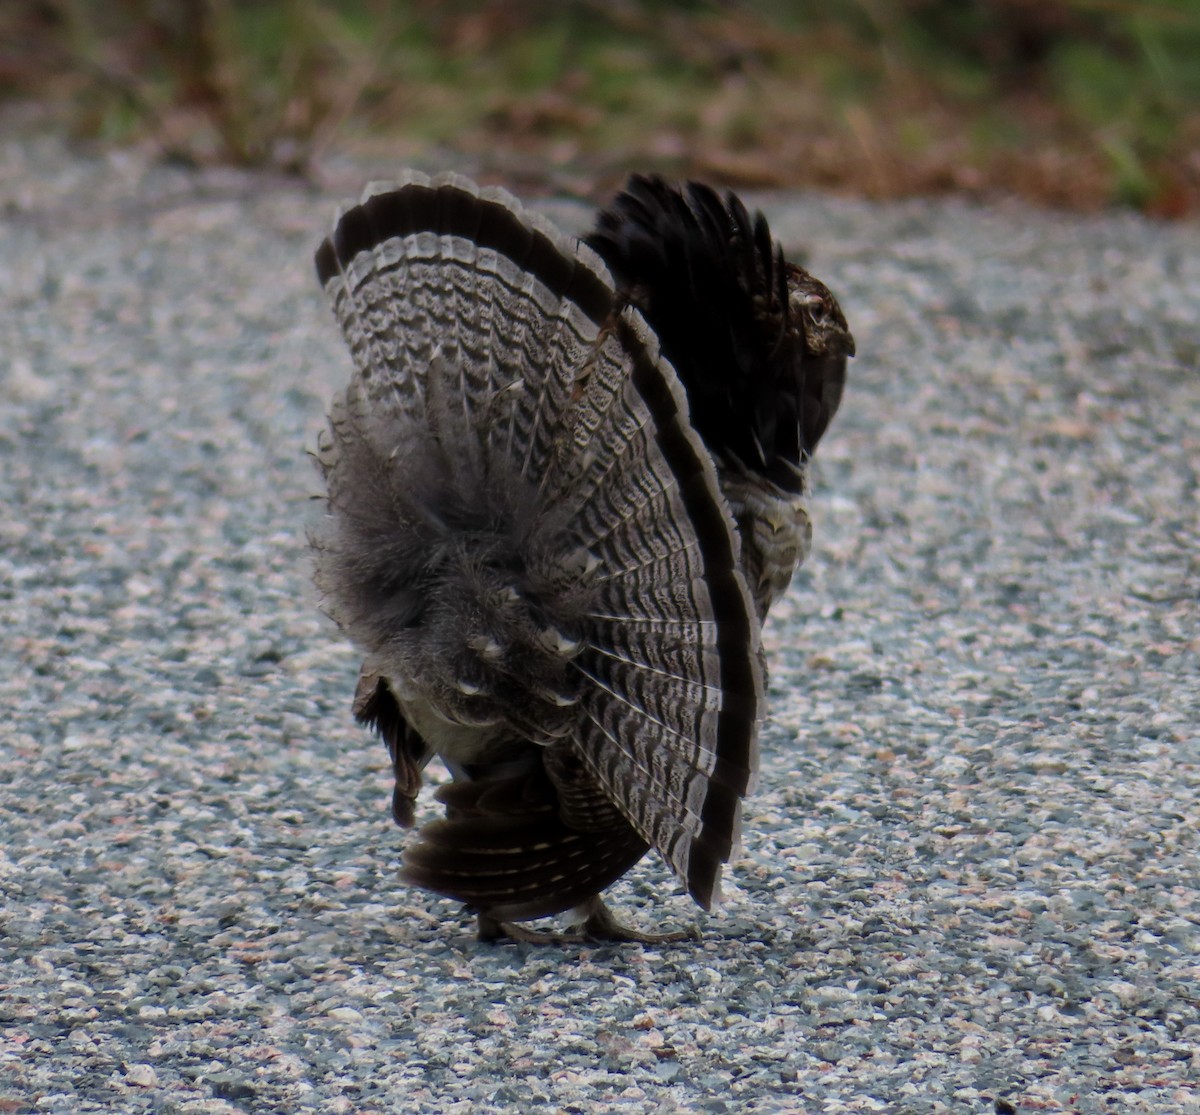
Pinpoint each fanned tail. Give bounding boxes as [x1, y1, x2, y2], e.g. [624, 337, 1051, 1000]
[312, 173, 763, 915]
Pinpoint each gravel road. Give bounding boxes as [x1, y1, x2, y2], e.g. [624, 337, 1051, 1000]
[2, 134, 1198, 1114]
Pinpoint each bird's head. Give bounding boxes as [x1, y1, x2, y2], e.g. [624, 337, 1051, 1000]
[786, 265, 856, 360]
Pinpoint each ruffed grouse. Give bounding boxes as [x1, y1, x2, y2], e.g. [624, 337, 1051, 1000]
[311, 171, 853, 942]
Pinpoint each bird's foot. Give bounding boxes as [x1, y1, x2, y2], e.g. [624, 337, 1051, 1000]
[476, 914, 564, 944]
[571, 896, 697, 944]
[475, 897, 696, 945]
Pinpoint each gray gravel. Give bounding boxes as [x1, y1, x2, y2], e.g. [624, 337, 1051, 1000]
[1, 133, 1197, 1115]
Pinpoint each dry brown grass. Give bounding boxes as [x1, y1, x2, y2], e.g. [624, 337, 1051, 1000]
[3, 0, 1198, 215]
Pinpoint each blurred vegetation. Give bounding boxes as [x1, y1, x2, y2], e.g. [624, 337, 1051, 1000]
[2, 0, 1199, 213]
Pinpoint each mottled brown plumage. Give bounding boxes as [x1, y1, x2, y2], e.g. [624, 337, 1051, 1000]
[311, 171, 852, 941]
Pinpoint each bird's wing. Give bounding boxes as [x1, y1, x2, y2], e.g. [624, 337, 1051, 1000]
[352, 668, 427, 829]
[400, 753, 651, 922]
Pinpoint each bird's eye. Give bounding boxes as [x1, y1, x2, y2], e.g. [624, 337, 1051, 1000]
[802, 294, 831, 327]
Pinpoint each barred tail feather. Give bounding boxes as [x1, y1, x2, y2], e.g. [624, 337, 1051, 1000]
[313, 172, 763, 914]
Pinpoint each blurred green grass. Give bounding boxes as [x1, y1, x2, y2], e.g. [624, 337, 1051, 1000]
[3, 0, 1198, 213]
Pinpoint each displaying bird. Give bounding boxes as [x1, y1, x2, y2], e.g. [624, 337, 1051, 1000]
[311, 171, 853, 942]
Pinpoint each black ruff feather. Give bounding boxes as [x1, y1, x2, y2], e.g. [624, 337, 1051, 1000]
[586, 174, 847, 492]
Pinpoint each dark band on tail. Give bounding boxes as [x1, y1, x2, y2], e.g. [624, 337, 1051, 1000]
[617, 314, 759, 907]
[316, 176, 614, 328]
